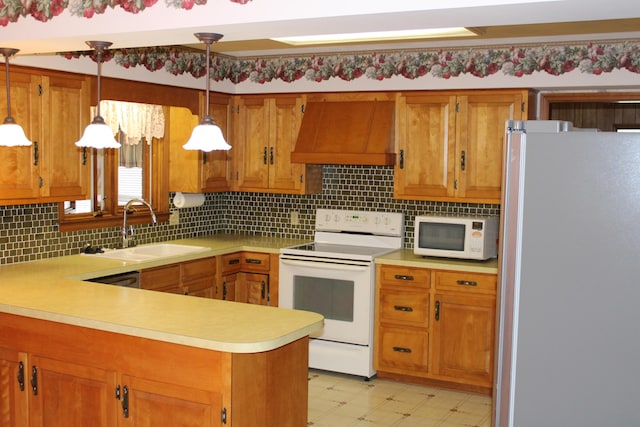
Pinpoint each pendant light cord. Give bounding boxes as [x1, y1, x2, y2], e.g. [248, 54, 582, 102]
[1, 48, 19, 124]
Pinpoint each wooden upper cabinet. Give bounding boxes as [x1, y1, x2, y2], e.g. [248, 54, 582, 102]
[0, 67, 90, 205]
[231, 94, 322, 194]
[41, 74, 91, 200]
[168, 93, 231, 193]
[0, 70, 41, 202]
[394, 93, 457, 200]
[395, 89, 531, 203]
[456, 91, 527, 201]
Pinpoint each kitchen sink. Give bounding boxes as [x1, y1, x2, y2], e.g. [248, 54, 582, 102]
[86, 243, 210, 262]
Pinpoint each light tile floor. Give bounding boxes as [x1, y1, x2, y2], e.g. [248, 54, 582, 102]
[308, 370, 492, 427]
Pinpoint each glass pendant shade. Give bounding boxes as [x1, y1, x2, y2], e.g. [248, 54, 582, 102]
[1, 48, 32, 147]
[75, 116, 120, 149]
[183, 32, 230, 152]
[183, 115, 231, 152]
[0, 118, 31, 146]
[75, 41, 120, 149]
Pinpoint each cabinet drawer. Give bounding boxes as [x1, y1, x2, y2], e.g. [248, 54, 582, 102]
[182, 257, 216, 282]
[377, 326, 428, 373]
[378, 266, 430, 288]
[241, 252, 270, 272]
[378, 288, 429, 327]
[221, 252, 242, 273]
[434, 271, 496, 294]
[140, 265, 181, 290]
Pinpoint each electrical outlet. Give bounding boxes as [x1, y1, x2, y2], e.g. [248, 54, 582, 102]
[290, 210, 299, 225]
[169, 210, 179, 225]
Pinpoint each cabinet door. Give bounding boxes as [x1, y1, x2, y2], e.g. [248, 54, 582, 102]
[268, 96, 305, 192]
[40, 74, 91, 201]
[120, 374, 223, 427]
[394, 93, 456, 199]
[201, 93, 232, 192]
[456, 91, 525, 201]
[221, 273, 237, 301]
[235, 96, 270, 190]
[237, 272, 269, 306]
[430, 292, 495, 387]
[184, 277, 215, 299]
[0, 71, 40, 202]
[0, 348, 29, 427]
[29, 355, 117, 427]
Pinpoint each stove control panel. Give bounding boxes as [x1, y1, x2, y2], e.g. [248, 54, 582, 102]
[315, 209, 404, 237]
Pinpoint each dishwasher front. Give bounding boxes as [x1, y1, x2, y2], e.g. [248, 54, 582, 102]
[87, 271, 140, 288]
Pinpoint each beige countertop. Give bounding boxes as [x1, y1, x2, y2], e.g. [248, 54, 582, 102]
[375, 249, 499, 274]
[0, 234, 321, 354]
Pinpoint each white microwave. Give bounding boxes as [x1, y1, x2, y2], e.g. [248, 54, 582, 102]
[413, 215, 499, 260]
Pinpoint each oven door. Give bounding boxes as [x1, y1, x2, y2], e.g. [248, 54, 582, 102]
[279, 255, 374, 346]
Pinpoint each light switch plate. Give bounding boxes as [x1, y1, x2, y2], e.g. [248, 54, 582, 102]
[169, 210, 179, 225]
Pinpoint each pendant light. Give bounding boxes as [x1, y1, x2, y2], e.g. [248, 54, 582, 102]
[183, 33, 231, 152]
[0, 48, 32, 147]
[75, 41, 120, 149]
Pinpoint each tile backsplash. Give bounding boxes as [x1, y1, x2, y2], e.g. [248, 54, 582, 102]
[0, 165, 499, 265]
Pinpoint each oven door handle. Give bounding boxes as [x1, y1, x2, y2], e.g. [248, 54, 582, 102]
[280, 258, 370, 271]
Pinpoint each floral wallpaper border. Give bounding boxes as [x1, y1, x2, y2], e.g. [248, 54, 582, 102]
[0, 0, 249, 26]
[61, 39, 640, 84]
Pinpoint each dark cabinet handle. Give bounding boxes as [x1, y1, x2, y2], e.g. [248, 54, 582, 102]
[82, 147, 88, 165]
[263, 146, 268, 165]
[31, 366, 38, 396]
[435, 300, 440, 321]
[122, 385, 129, 418]
[33, 141, 38, 166]
[456, 280, 478, 287]
[17, 361, 25, 391]
[460, 150, 466, 171]
[261, 281, 266, 299]
[399, 149, 405, 169]
[222, 282, 228, 300]
[245, 258, 262, 265]
[392, 346, 412, 353]
[227, 259, 240, 265]
[394, 274, 414, 281]
[269, 147, 274, 165]
[393, 305, 414, 312]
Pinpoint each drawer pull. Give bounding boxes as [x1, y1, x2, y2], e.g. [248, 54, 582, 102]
[227, 259, 240, 265]
[393, 305, 414, 312]
[245, 258, 262, 265]
[394, 274, 414, 281]
[456, 280, 478, 287]
[392, 346, 412, 353]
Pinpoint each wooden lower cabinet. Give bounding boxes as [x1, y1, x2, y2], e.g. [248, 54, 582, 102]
[219, 252, 276, 306]
[140, 256, 216, 297]
[0, 313, 309, 427]
[375, 264, 496, 394]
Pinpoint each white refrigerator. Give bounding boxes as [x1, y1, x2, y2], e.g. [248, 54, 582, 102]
[494, 121, 640, 426]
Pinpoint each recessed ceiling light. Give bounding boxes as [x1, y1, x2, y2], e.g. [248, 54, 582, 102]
[273, 28, 479, 46]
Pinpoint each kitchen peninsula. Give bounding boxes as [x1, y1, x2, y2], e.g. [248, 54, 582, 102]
[0, 236, 323, 427]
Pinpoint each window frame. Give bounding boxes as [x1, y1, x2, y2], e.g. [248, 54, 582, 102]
[56, 72, 202, 232]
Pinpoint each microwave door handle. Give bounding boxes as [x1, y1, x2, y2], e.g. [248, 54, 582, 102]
[280, 258, 370, 271]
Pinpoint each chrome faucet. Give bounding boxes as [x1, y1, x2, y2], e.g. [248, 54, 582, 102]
[122, 198, 157, 248]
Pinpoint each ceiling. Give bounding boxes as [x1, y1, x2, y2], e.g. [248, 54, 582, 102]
[4, 0, 640, 58]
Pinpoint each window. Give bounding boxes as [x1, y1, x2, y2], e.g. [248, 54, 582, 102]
[59, 101, 170, 231]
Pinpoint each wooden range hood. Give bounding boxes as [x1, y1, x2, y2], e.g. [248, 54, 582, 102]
[291, 99, 396, 165]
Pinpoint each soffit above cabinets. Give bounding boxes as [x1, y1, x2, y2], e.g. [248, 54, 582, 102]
[291, 100, 395, 166]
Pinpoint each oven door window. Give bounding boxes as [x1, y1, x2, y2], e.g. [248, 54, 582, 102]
[293, 276, 354, 322]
